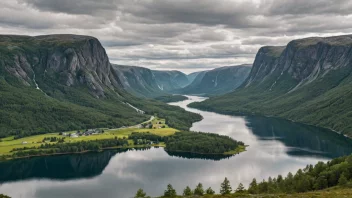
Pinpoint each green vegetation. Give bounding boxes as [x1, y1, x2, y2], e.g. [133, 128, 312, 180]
[140, 153, 352, 198]
[0, 195, 10, 198]
[0, 123, 245, 160]
[154, 95, 188, 103]
[165, 132, 245, 155]
[0, 35, 202, 138]
[189, 36, 352, 138]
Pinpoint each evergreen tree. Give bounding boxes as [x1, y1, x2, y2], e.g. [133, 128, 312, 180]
[183, 186, 192, 196]
[338, 173, 348, 186]
[206, 187, 215, 195]
[194, 183, 204, 196]
[164, 184, 177, 197]
[248, 178, 257, 194]
[220, 177, 232, 195]
[134, 189, 148, 198]
[235, 183, 245, 193]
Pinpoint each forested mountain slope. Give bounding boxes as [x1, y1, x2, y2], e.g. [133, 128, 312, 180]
[190, 35, 352, 137]
[0, 34, 201, 137]
[178, 65, 251, 96]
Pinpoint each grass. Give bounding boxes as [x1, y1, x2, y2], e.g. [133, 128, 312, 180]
[223, 145, 247, 155]
[0, 117, 178, 156]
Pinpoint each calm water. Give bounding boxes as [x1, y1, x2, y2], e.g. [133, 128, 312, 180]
[1, 96, 352, 198]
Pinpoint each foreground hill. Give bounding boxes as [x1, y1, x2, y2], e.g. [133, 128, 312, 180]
[0, 34, 201, 137]
[178, 65, 251, 96]
[190, 35, 352, 137]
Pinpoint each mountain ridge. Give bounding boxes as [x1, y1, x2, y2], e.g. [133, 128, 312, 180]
[190, 34, 352, 137]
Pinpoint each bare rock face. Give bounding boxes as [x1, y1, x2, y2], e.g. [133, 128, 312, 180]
[0, 34, 121, 98]
[243, 35, 352, 92]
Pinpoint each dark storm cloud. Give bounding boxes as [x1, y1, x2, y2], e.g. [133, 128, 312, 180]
[1, 0, 352, 72]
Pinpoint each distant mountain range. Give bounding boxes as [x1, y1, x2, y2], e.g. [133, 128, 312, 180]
[190, 34, 352, 137]
[176, 65, 251, 96]
[0, 34, 201, 137]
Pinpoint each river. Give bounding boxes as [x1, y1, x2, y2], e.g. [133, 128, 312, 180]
[0, 96, 351, 198]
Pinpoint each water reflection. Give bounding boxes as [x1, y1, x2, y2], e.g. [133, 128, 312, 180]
[1, 96, 351, 198]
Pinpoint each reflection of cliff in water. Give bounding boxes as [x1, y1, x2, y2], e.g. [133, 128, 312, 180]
[165, 151, 236, 161]
[245, 116, 352, 158]
[0, 149, 129, 183]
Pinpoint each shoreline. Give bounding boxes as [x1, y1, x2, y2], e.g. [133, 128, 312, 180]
[187, 102, 351, 139]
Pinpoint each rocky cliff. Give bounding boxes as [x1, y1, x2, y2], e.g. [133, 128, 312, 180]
[190, 34, 352, 137]
[1, 34, 123, 98]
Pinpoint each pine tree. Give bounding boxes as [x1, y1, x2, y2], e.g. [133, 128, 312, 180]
[338, 173, 348, 186]
[134, 189, 147, 198]
[183, 186, 192, 196]
[235, 183, 245, 193]
[220, 177, 232, 195]
[194, 183, 204, 196]
[248, 178, 258, 194]
[206, 187, 215, 195]
[164, 184, 177, 197]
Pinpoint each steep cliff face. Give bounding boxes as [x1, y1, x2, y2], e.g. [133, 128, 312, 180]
[179, 65, 251, 96]
[111, 64, 165, 97]
[190, 35, 352, 137]
[1, 34, 122, 98]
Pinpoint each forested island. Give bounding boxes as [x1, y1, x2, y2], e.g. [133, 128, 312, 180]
[0, 131, 246, 161]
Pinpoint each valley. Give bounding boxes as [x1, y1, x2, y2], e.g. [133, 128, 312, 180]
[0, 96, 351, 198]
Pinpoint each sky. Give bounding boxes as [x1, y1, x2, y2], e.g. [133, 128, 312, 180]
[1, 0, 352, 73]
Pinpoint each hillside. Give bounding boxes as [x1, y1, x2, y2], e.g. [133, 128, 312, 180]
[178, 65, 251, 96]
[190, 35, 352, 137]
[0, 34, 201, 137]
[152, 70, 190, 92]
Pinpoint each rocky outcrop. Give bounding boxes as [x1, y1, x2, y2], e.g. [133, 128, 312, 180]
[1, 34, 121, 98]
[243, 35, 352, 92]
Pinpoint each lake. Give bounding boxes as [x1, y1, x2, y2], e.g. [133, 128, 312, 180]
[1, 96, 351, 198]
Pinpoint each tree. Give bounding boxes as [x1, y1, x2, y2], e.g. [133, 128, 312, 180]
[248, 178, 257, 194]
[183, 186, 192, 196]
[164, 184, 177, 197]
[338, 173, 348, 186]
[220, 177, 232, 195]
[194, 183, 204, 196]
[134, 189, 147, 198]
[235, 183, 245, 193]
[206, 187, 215, 195]
[314, 176, 328, 190]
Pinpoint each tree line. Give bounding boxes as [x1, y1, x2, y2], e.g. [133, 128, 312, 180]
[164, 131, 244, 154]
[134, 154, 352, 197]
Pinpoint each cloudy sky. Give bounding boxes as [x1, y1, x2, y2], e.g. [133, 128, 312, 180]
[1, 0, 352, 73]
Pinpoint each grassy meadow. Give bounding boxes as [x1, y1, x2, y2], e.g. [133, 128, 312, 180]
[0, 117, 177, 156]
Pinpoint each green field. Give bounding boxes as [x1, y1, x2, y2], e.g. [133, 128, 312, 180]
[0, 117, 177, 155]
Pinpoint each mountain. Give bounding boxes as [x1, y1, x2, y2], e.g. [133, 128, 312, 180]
[186, 71, 207, 83]
[178, 65, 251, 96]
[190, 34, 352, 137]
[152, 70, 190, 92]
[111, 64, 165, 98]
[0, 34, 201, 137]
